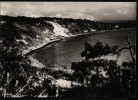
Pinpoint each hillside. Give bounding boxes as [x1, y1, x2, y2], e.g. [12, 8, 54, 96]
[0, 15, 136, 54]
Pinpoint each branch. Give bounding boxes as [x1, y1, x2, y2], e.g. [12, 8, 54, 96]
[14, 76, 32, 96]
[35, 89, 46, 97]
[126, 36, 135, 63]
[117, 47, 130, 53]
[114, 45, 135, 54]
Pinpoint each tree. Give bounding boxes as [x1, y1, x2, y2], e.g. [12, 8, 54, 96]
[71, 40, 136, 97]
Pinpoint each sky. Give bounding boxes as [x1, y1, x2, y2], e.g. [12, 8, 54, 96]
[0, 2, 136, 20]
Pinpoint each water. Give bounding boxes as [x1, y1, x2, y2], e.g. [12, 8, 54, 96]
[33, 28, 136, 68]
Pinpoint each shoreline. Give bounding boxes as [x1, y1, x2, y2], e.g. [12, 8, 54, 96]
[25, 27, 135, 56]
[25, 32, 94, 56]
[25, 39, 61, 56]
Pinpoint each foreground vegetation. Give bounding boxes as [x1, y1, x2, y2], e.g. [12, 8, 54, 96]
[66, 40, 136, 98]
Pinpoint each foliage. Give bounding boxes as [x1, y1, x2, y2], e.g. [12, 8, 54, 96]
[70, 41, 136, 98]
[81, 41, 118, 60]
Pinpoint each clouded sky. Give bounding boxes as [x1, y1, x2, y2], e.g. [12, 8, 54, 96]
[0, 2, 136, 20]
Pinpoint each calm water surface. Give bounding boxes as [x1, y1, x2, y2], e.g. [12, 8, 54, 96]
[33, 28, 136, 68]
